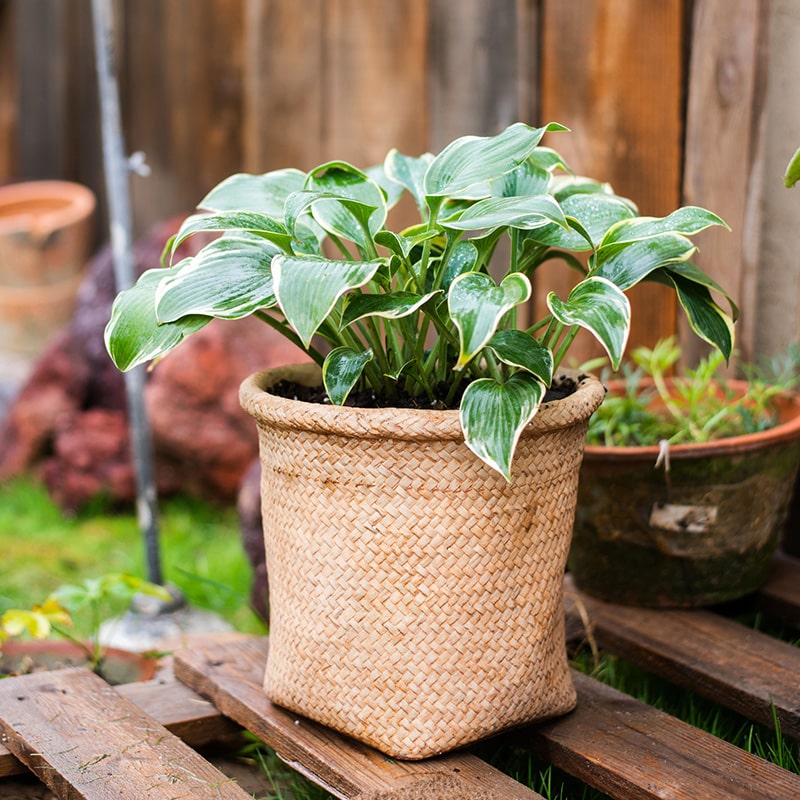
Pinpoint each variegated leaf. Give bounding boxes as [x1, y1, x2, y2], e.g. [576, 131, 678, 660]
[323, 347, 374, 405]
[156, 234, 279, 322]
[273, 255, 385, 347]
[547, 277, 631, 369]
[424, 122, 567, 198]
[341, 291, 440, 328]
[487, 330, 553, 385]
[460, 372, 545, 480]
[449, 272, 532, 369]
[104, 264, 210, 372]
[199, 169, 306, 215]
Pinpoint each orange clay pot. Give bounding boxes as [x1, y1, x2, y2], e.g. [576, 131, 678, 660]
[0, 180, 95, 360]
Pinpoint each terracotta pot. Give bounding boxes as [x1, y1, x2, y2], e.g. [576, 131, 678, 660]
[0, 640, 158, 685]
[0, 180, 95, 360]
[240, 363, 605, 759]
[570, 379, 800, 607]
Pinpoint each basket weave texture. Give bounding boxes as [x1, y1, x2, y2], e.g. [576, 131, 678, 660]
[240, 364, 605, 759]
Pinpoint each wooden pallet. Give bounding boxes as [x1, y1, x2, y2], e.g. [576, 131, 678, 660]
[0, 554, 798, 800]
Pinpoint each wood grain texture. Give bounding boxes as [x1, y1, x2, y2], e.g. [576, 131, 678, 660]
[538, 0, 685, 364]
[681, 0, 770, 368]
[521, 670, 800, 800]
[756, 550, 800, 622]
[243, 0, 324, 173]
[428, 0, 520, 149]
[0, 666, 252, 799]
[322, 0, 429, 169]
[0, 0, 17, 180]
[0, 672, 239, 778]
[174, 636, 545, 800]
[565, 575, 800, 740]
[123, 0, 245, 237]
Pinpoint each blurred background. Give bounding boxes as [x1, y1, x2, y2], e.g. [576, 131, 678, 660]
[1, 0, 799, 371]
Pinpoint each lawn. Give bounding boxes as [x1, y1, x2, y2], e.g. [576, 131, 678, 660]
[0, 477, 265, 636]
[1, 476, 797, 800]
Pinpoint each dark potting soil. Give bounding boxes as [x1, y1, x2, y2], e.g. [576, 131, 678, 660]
[270, 373, 581, 411]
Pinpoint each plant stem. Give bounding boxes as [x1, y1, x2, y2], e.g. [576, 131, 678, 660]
[253, 310, 325, 365]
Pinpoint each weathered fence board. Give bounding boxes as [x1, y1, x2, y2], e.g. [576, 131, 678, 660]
[536, 0, 686, 364]
[0, 0, 779, 358]
[681, 0, 770, 368]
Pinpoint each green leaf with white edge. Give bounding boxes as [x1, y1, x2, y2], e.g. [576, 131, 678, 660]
[600, 207, 728, 246]
[273, 255, 385, 347]
[547, 276, 631, 369]
[156, 234, 279, 322]
[486, 330, 554, 385]
[523, 192, 638, 251]
[443, 194, 568, 232]
[199, 169, 306, 215]
[661, 262, 739, 323]
[460, 372, 546, 480]
[658, 271, 735, 361]
[374, 229, 438, 259]
[307, 162, 388, 236]
[593, 232, 696, 291]
[167, 211, 292, 263]
[341, 290, 440, 328]
[424, 122, 567, 198]
[384, 150, 434, 212]
[440, 240, 478, 292]
[492, 159, 552, 198]
[105, 265, 210, 371]
[528, 146, 571, 174]
[366, 163, 404, 210]
[448, 272, 532, 369]
[323, 347, 374, 405]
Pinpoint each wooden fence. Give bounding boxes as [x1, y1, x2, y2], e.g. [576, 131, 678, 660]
[0, 0, 791, 367]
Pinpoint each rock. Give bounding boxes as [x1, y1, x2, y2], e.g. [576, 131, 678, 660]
[237, 458, 268, 622]
[0, 217, 307, 512]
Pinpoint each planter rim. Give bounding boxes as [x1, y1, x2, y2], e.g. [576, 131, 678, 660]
[240, 363, 606, 442]
[0, 180, 96, 235]
[584, 377, 800, 461]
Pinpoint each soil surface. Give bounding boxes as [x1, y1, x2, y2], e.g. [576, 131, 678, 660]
[271, 373, 581, 410]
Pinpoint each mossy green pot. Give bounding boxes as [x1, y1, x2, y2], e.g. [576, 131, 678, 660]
[570, 380, 800, 607]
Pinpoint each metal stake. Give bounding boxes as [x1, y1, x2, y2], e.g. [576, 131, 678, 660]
[90, 0, 162, 585]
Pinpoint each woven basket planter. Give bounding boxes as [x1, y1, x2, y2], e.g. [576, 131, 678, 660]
[240, 363, 605, 759]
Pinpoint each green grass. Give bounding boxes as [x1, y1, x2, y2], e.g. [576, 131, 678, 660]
[0, 477, 266, 635]
[1, 476, 798, 799]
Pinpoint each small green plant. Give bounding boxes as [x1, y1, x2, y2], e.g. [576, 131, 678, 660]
[0, 573, 171, 675]
[105, 122, 736, 479]
[585, 336, 798, 447]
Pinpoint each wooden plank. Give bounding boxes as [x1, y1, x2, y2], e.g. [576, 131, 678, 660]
[538, 0, 685, 364]
[242, 0, 325, 173]
[322, 0, 429, 168]
[564, 576, 800, 739]
[0, 0, 18, 181]
[0, 666, 252, 799]
[174, 636, 544, 800]
[756, 551, 800, 622]
[428, 0, 520, 149]
[519, 670, 800, 800]
[0, 673, 239, 779]
[681, 0, 770, 369]
[122, 0, 245, 238]
[14, 0, 71, 179]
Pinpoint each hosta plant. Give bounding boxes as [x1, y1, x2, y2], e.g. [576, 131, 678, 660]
[105, 122, 736, 479]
